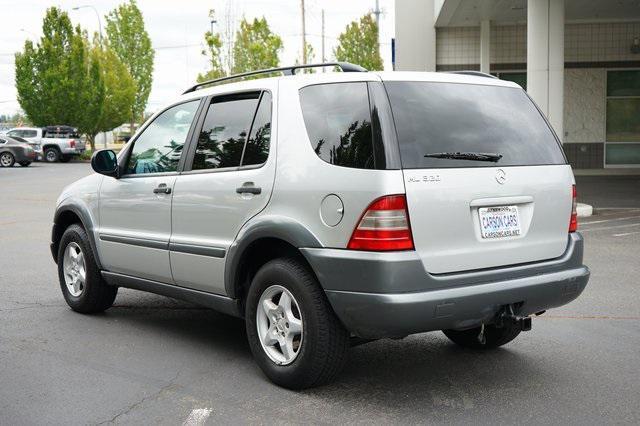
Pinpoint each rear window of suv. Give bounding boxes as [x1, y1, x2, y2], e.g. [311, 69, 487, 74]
[384, 82, 566, 169]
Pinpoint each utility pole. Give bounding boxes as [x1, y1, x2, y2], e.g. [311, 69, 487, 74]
[373, 0, 381, 53]
[301, 0, 307, 64]
[321, 9, 325, 69]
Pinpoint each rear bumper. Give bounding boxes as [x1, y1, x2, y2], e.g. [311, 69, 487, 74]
[301, 233, 589, 338]
[61, 147, 84, 155]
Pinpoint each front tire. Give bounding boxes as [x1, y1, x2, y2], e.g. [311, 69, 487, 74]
[57, 224, 117, 313]
[443, 322, 522, 350]
[0, 152, 15, 167]
[245, 258, 349, 389]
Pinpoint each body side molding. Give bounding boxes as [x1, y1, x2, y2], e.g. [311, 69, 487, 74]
[99, 234, 168, 250]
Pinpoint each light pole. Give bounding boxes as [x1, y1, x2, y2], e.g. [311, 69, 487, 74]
[72, 5, 103, 43]
[73, 4, 106, 148]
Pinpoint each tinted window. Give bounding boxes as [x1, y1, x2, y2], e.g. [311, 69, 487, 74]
[300, 82, 376, 169]
[241, 92, 271, 166]
[125, 100, 199, 175]
[385, 82, 565, 168]
[193, 94, 260, 170]
[7, 130, 20, 137]
[23, 130, 38, 138]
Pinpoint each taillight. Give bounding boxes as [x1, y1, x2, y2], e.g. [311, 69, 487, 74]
[69, 139, 76, 148]
[569, 185, 578, 232]
[347, 194, 414, 251]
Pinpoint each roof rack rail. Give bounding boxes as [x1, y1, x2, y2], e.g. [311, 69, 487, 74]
[182, 62, 367, 94]
[447, 70, 497, 79]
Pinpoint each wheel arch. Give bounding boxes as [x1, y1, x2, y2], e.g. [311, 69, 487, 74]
[224, 216, 323, 302]
[52, 204, 102, 269]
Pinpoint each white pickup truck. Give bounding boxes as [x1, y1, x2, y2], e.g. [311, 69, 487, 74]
[7, 126, 86, 162]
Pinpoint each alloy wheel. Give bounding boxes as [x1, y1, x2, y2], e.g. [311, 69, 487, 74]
[63, 242, 86, 297]
[256, 285, 304, 365]
[0, 153, 14, 167]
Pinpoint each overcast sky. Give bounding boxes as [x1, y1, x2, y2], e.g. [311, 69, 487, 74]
[0, 0, 395, 116]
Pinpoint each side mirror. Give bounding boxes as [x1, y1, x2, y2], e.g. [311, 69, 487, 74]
[91, 149, 119, 178]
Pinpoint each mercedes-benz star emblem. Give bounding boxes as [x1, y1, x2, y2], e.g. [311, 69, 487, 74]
[495, 169, 506, 185]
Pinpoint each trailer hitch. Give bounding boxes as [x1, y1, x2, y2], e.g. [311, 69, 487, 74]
[495, 304, 532, 332]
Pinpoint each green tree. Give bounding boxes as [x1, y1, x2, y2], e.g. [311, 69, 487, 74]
[334, 13, 383, 71]
[197, 10, 226, 83]
[105, 0, 154, 130]
[14, 8, 99, 130]
[83, 38, 136, 149]
[295, 42, 315, 73]
[232, 17, 282, 74]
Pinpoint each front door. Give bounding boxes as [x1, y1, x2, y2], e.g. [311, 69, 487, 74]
[98, 100, 201, 283]
[170, 90, 276, 294]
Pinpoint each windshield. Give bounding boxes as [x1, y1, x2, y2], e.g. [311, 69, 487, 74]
[385, 82, 566, 169]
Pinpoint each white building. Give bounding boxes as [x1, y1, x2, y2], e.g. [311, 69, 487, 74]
[394, 0, 640, 169]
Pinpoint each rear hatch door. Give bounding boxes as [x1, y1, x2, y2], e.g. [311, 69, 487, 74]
[385, 79, 573, 274]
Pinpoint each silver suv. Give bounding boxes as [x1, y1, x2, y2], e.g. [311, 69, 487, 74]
[51, 63, 590, 389]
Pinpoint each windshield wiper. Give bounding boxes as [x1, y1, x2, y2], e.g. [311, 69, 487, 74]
[423, 151, 503, 162]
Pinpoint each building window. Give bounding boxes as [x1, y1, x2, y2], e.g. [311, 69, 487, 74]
[494, 72, 527, 90]
[606, 70, 640, 166]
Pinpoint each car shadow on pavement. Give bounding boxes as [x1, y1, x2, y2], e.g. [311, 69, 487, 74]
[98, 290, 556, 409]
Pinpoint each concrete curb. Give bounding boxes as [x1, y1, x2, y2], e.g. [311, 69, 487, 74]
[577, 203, 593, 217]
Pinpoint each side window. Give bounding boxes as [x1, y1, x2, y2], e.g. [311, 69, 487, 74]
[125, 100, 199, 175]
[8, 130, 20, 137]
[241, 92, 272, 166]
[192, 93, 260, 170]
[299, 82, 376, 169]
[24, 130, 37, 138]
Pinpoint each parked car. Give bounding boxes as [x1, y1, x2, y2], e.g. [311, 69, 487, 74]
[7, 125, 85, 162]
[50, 63, 590, 389]
[0, 136, 36, 167]
[6, 135, 42, 160]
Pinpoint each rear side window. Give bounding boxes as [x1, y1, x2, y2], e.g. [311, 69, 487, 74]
[192, 93, 261, 170]
[301, 82, 390, 170]
[385, 82, 566, 169]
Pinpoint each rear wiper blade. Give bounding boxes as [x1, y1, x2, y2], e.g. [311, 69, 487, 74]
[423, 151, 503, 162]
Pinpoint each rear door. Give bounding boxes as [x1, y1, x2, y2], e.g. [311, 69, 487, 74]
[385, 79, 573, 274]
[170, 90, 276, 295]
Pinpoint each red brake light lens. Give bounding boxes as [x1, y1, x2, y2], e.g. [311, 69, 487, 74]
[347, 195, 414, 251]
[569, 185, 578, 232]
[69, 139, 76, 148]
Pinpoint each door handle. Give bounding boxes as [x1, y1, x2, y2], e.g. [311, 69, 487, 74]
[153, 183, 172, 194]
[236, 182, 261, 195]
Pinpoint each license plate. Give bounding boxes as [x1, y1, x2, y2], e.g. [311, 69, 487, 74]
[479, 206, 521, 239]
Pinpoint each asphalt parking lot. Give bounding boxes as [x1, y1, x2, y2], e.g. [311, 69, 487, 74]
[1, 162, 639, 425]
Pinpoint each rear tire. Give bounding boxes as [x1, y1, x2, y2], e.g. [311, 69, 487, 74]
[19, 161, 31, 167]
[0, 152, 15, 167]
[443, 322, 522, 349]
[44, 147, 60, 163]
[57, 224, 117, 313]
[245, 257, 349, 389]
